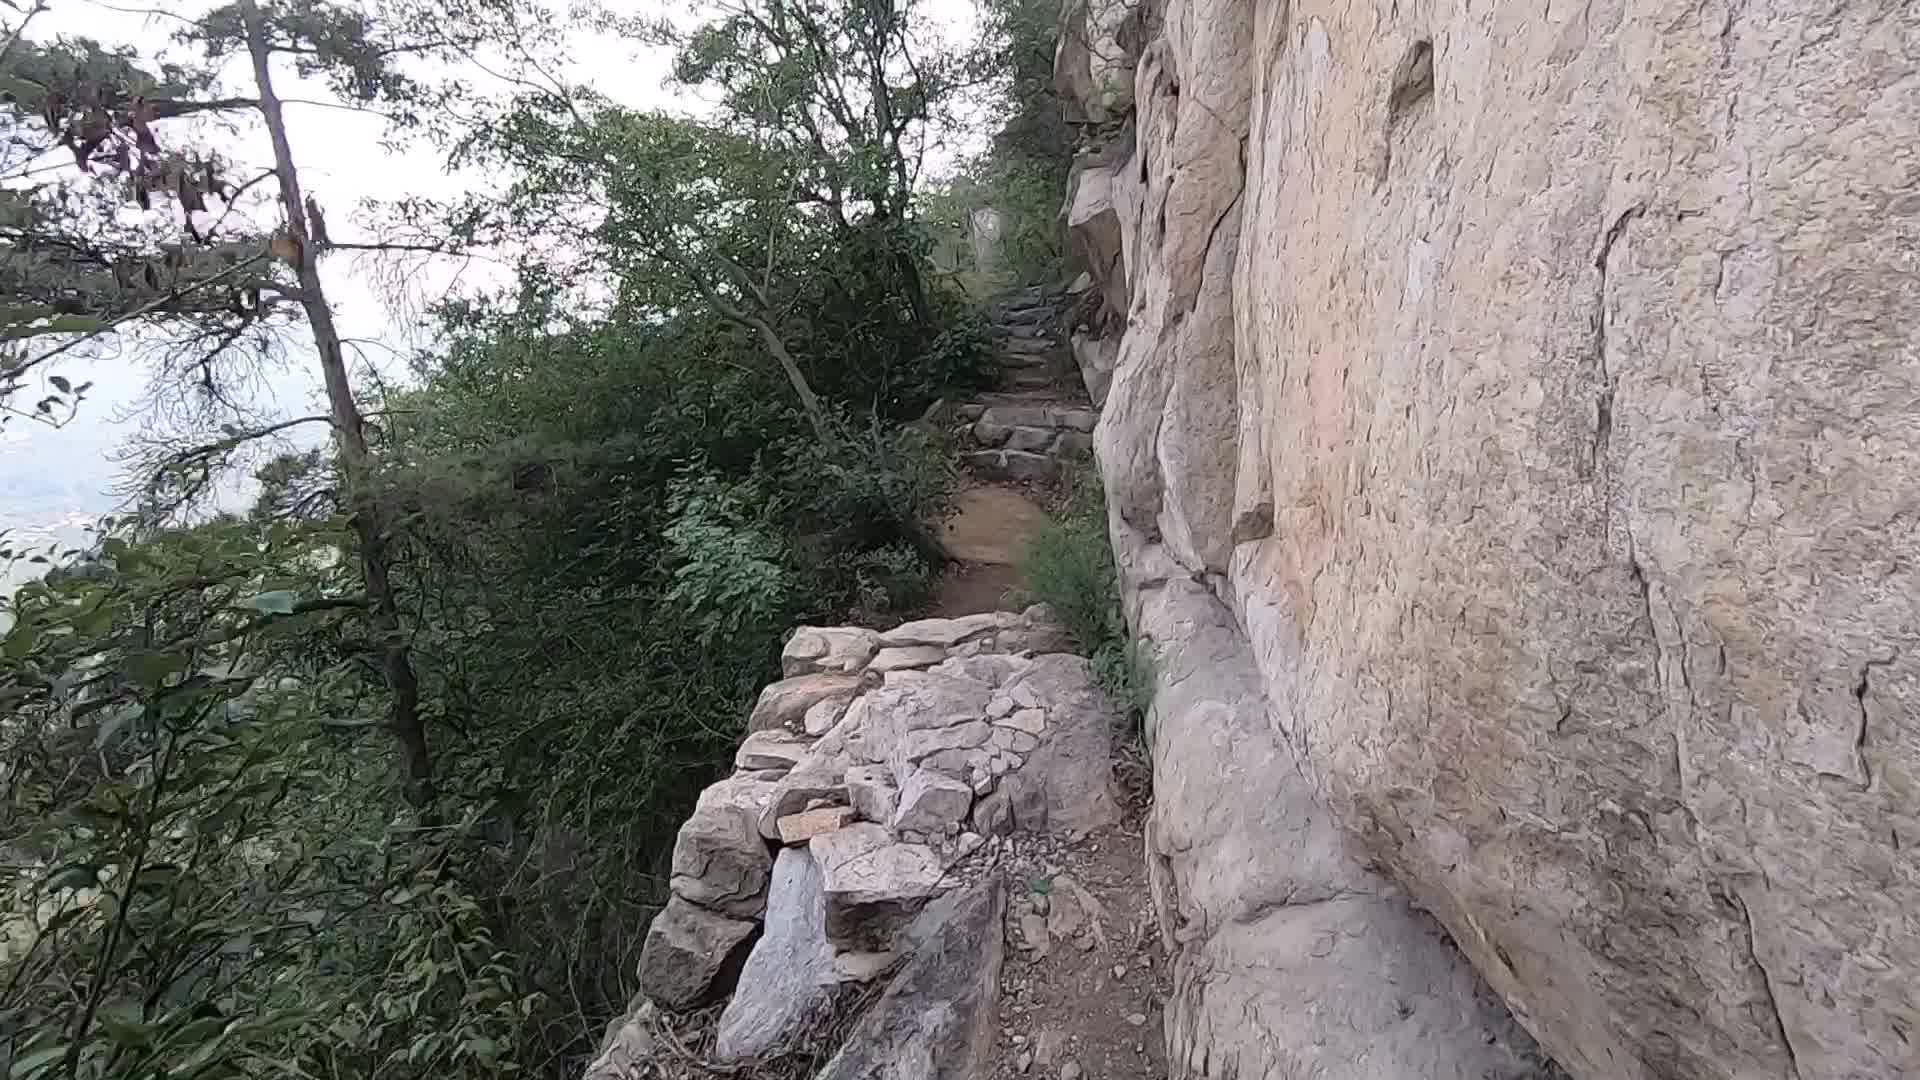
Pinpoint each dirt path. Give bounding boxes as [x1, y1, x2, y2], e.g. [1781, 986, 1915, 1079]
[985, 819, 1169, 1080]
[926, 285, 1166, 1080]
[933, 484, 1050, 616]
[933, 285, 1090, 618]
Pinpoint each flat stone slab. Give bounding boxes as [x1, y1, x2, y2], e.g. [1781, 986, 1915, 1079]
[962, 449, 1060, 484]
[868, 645, 950, 673]
[778, 806, 855, 844]
[736, 729, 814, 772]
[878, 612, 1005, 649]
[749, 673, 862, 732]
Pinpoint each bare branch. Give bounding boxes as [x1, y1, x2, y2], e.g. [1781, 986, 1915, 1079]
[5, 252, 274, 384]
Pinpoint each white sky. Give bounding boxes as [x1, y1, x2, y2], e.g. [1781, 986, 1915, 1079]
[0, 0, 985, 588]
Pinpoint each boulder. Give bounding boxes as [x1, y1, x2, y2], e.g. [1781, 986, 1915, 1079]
[971, 418, 1013, 447]
[985, 657, 1119, 834]
[713, 849, 843, 1061]
[635, 897, 756, 1010]
[1071, 332, 1120, 408]
[668, 775, 775, 918]
[748, 673, 863, 732]
[815, 877, 1005, 1080]
[781, 627, 879, 677]
[811, 823, 946, 949]
[890, 767, 975, 834]
[803, 696, 849, 736]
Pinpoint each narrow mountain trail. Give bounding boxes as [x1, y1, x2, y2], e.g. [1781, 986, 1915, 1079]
[939, 287, 1170, 1080]
[587, 284, 1165, 1080]
[933, 285, 1097, 618]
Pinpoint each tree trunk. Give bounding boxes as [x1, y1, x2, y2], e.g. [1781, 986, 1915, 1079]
[239, 0, 433, 811]
[750, 315, 833, 445]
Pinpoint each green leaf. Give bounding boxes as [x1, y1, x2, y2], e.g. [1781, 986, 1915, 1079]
[245, 590, 297, 615]
[2, 619, 36, 660]
[43, 862, 98, 892]
[124, 649, 189, 686]
[42, 905, 91, 933]
[8, 1044, 69, 1078]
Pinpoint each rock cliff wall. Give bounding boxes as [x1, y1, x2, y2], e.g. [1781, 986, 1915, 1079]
[1063, 1, 1920, 1078]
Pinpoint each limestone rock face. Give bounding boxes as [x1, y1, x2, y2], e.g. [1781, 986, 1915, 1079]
[1069, 0, 1920, 1077]
[1053, 0, 1138, 125]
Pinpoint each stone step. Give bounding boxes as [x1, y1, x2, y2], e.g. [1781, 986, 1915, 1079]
[995, 350, 1052, 369]
[1002, 372, 1062, 392]
[968, 415, 1096, 454]
[998, 336, 1062, 358]
[961, 448, 1059, 484]
[978, 404, 1098, 433]
[991, 306, 1059, 328]
[996, 320, 1058, 339]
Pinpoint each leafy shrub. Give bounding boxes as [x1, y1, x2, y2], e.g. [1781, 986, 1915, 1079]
[662, 470, 797, 652]
[1018, 478, 1121, 650]
[846, 543, 936, 617]
[803, 418, 958, 564]
[1017, 468, 1156, 730]
[1093, 637, 1155, 732]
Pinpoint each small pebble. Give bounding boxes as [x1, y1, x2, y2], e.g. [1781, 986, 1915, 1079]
[1112, 964, 1127, 978]
[1060, 1063, 1082, 1080]
[1012, 1035, 1028, 1046]
[1126, 1012, 1148, 1027]
[1016, 1052, 1033, 1073]
[1134, 1043, 1146, 1054]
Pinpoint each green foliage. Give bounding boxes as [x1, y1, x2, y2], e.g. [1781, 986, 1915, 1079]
[1, 0, 995, 1077]
[922, 0, 1074, 290]
[1018, 472, 1123, 650]
[1017, 469, 1154, 728]
[663, 471, 797, 652]
[1092, 636, 1155, 732]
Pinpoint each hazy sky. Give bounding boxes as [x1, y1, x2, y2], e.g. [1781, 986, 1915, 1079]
[1, 0, 983, 587]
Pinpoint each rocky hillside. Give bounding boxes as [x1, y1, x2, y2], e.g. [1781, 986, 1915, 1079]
[1061, 1, 1919, 1079]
